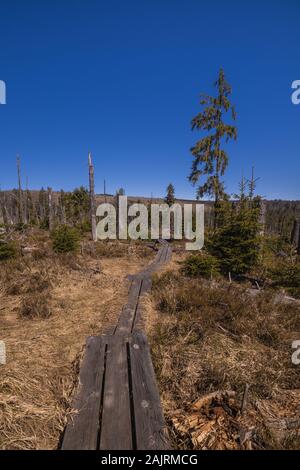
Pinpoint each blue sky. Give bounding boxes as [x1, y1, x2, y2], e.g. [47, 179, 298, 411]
[0, 0, 299, 200]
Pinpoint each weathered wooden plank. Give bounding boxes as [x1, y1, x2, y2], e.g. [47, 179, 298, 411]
[145, 247, 165, 273]
[141, 243, 171, 278]
[61, 336, 105, 450]
[129, 331, 170, 450]
[140, 276, 152, 296]
[127, 278, 143, 305]
[132, 277, 152, 332]
[62, 241, 172, 451]
[115, 278, 142, 335]
[291, 219, 300, 254]
[99, 336, 133, 450]
[154, 245, 164, 264]
[158, 246, 167, 263]
[165, 245, 172, 262]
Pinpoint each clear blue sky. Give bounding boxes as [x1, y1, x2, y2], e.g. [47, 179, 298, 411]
[0, 0, 299, 200]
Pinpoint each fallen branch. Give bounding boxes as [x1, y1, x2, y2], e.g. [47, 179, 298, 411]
[240, 383, 250, 416]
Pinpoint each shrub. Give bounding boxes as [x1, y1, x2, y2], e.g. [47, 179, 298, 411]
[39, 219, 49, 230]
[181, 253, 220, 279]
[95, 241, 127, 258]
[15, 222, 28, 231]
[76, 220, 91, 234]
[0, 239, 17, 261]
[20, 292, 52, 319]
[209, 201, 261, 275]
[152, 270, 180, 288]
[51, 225, 79, 253]
[269, 261, 300, 298]
[7, 270, 51, 296]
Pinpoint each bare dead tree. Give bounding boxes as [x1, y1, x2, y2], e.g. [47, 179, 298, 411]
[48, 187, 54, 231]
[88, 152, 97, 241]
[104, 179, 107, 203]
[115, 192, 119, 238]
[59, 190, 67, 224]
[291, 219, 300, 254]
[259, 199, 266, 236]
[16, 155, 24, 224]
[23, 176, 29, 225]
[0, 189, 9, 225]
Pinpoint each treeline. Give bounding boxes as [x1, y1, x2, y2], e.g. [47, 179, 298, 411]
[0, 187, 91, 230]
[1, 187, 300, 238]
[265, 200, 300, 239]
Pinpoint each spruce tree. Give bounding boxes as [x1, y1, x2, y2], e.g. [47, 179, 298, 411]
[208, 178, 261, 275]
[189, 68, 237, 225]
[165, 183, 175, 206]
[116, 188, 125, 196]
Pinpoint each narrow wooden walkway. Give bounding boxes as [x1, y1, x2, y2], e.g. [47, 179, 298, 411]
[61, 241, 172, 450]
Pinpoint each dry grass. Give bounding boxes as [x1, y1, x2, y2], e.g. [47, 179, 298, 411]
[148, 262, 300, 450]
[19, 292, 52, 319]
[95, 240, 153, 259]
[0, 235, 151, 449]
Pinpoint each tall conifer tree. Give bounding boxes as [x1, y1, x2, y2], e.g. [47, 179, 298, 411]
[165, 183, 175, 206]
[189, 68, 237, 225]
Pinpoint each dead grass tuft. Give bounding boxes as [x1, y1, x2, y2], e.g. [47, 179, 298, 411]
[0, 364, 75, 450]
[95, 240, 153, 259]
[20, 292, 52, 319]
[7, 269, 51, 296]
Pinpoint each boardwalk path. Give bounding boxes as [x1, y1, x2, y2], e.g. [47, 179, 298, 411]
[61, 241, 172, 450]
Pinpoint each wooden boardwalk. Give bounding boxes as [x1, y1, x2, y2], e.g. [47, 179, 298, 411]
[61, 242, 171, 450]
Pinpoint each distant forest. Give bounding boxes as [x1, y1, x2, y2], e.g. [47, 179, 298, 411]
[0, 188, 299, 240]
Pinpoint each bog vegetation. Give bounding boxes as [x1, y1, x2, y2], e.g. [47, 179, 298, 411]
[51, 225, 80, 254]
[150, 269, 300, 449]
[0, 69, 299, 451]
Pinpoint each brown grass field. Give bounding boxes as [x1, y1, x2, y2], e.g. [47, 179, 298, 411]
[146, 256, 300, 450]
[0, 230, 152, 449]
[1, 231, 300, 450]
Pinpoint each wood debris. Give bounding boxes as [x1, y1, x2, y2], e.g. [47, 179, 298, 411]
[171, 390, 256, 450]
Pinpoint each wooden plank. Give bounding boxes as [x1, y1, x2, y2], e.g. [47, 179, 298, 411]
[144, 248, 165, 275]
[61, 336, 105, 450]
[154, 245, 164, 264]
[138, 242, 171, 278]
[115, 278, 142, 335]
[140, 276, 152, 296]
[161, 245, 170, 263]
[127, 278, 143, 306]
[129, 331, 170, 450]
[132, 277, 152, 332]
[158, 246, 167, 263]
[165, 245, 172, 262]
[99, 336, 133, 450]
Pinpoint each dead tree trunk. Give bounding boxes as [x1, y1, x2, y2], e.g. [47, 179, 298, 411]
[59, 190, 66, 224]
[48, 187, 54, 231]
[291, 219, 300, 254]
[23, 176, 29, 225]
[115, 193, 119, 238]
[88, 152, 97, 241]
[259, 199, 266, 236]
[104, 179, 107, 203]
[17, 155, 24, 224]
[0, 191, 8, 225]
